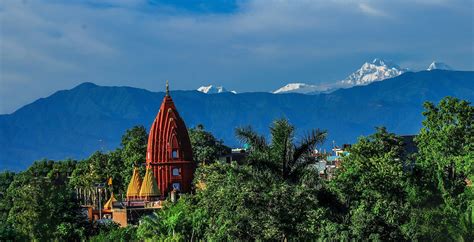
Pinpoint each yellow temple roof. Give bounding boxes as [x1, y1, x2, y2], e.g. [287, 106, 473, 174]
[104, 193, 117, 210]
[126, 167, 143, 198]
[139, 167, 160, 197]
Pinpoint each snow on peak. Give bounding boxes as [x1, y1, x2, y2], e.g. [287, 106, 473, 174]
[427, 61, 452, 71]
[341, 58, 406, 86]
[273, 83, 331, 94]
[197, 85, 235, 94]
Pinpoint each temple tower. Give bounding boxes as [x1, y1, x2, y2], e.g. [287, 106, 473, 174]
[146, 81, 195, 197]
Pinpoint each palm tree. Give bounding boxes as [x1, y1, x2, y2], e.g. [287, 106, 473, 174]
[235, 119, 326, 183]
[137, 208, 183, 239]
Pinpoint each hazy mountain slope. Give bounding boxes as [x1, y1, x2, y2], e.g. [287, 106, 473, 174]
[1, 70, 472, 171]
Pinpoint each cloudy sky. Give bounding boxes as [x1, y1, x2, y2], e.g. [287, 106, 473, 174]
[1, 0, 473, 113]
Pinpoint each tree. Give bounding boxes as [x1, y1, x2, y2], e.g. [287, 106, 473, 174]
[409, 97, 473, 241]
[70, 126, 148, 195]
[330, 127, 412, 240]
[0, 171, 16, 240]
[137, 198, 192, 240]
[6, 160, 87, 241]
[189, 119, 329, 240]
[193, 163, 284, 240]
[70, 152, 110, 190]
[90, 222, 137, 242]
[189, 124, 229, 164]
[235, 118, 326, 183]
[120, 125, 148, 187]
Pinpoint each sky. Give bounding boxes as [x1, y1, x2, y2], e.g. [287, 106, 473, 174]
[0, 0, 473, 114]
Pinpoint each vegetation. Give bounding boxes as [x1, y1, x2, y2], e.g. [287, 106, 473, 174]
[330, 127, 411, 240]
[0, 97, 472, 241]
[189, 124, 230, 164]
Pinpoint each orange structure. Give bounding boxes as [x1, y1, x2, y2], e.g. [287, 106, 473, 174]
[126, 167, 143, 200]
[146, 81, 195, 198]
[82, 82, 194, 226]
[139, 166, 160, 200]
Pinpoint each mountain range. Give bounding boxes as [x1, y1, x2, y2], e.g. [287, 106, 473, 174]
[197, 85, 236, 94]
[1, 70, 473, 171]
[428, 61, 452, 71]
[196, 59, 454, 95]
[272, 59, 451, 94]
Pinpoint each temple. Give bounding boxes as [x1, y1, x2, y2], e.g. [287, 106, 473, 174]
[145, 80, 195, 197]
[79, 81, 196, 226]
[123, 80, 195, 202]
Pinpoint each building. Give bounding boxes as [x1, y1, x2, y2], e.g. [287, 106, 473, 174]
[145, 81, 195, 197]
[218, 148, 248, 164]
[81, 82, 196, 227]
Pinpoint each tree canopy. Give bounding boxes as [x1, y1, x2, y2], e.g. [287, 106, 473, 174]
[189, 124, 230, 164]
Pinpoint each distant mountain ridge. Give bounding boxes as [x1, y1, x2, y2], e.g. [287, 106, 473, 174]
[428, 61, 452, 71]
[1, 70, 473, 171]
[197, 85, 236, 94]
[273, 83, 327, 94]
[273, 58, 409, 94]
[272, 59, 457, 95]
[341, 58, 407, 86]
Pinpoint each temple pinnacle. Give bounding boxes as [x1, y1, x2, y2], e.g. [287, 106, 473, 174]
[166, 80, 169, 96]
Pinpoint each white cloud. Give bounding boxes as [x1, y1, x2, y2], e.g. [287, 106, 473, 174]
[358, 2, 389, 17]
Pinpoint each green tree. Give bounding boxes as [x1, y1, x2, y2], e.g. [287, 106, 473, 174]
[189, 124, 229, 164]
[70, 126, 148, 196]
[330, 127, 411, 241]
[0, 171, 16, 240]
[70, 152, 110, 189]
[90, 222, 137, 242]
[409, 97, 473, 241]
[137, 198, 193, 240]
[235, 118, 326, 182]
[193, 161, 340, 240]
[193, 163, 283, 240]
[187, 119, 329, 240]
[120, 125, 148, 187]
[6, 160, 86, 241]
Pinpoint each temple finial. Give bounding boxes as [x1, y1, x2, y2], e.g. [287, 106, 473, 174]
[166, 80, 169, 96]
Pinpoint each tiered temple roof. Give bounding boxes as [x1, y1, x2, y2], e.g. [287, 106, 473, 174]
[104, 193, 117, 210]
[126, 167, 143, 198]
[139, 167, 160, 198]
[146, 81, 195, 196]
[124, 81, 195, 200]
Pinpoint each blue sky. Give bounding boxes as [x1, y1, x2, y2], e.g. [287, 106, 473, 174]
[0, 0, 473, 113]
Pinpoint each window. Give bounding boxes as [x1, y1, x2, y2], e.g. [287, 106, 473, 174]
[172, 182, 181, 191]
[172, 167, 180, 176]
[172, 149, 178, 159]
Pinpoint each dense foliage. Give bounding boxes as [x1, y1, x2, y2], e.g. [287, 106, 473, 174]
[330, 127, 411, 240]
[0, 97, 472, 241]
[189, 124, 230, 164]
[0, 126, 149, 241]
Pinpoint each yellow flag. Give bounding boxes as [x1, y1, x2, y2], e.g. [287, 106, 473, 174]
[107, 177, 113, 186]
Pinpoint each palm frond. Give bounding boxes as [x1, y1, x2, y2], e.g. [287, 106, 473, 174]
[235, 126, 268, 151]
[288, 156, 319, 182]
[292, 129, 327, 165]
[270, 119, 295, 173]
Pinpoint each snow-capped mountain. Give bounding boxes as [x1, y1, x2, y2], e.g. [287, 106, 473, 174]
[197, 85, 236, 94]
[273, 83, 328, 94]
[273, 58, 406, 94]
[341, 58, 407, 86]
[427, 61, 452, 71]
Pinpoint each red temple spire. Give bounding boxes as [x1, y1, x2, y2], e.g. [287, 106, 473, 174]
[146, 81, 195, 197]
